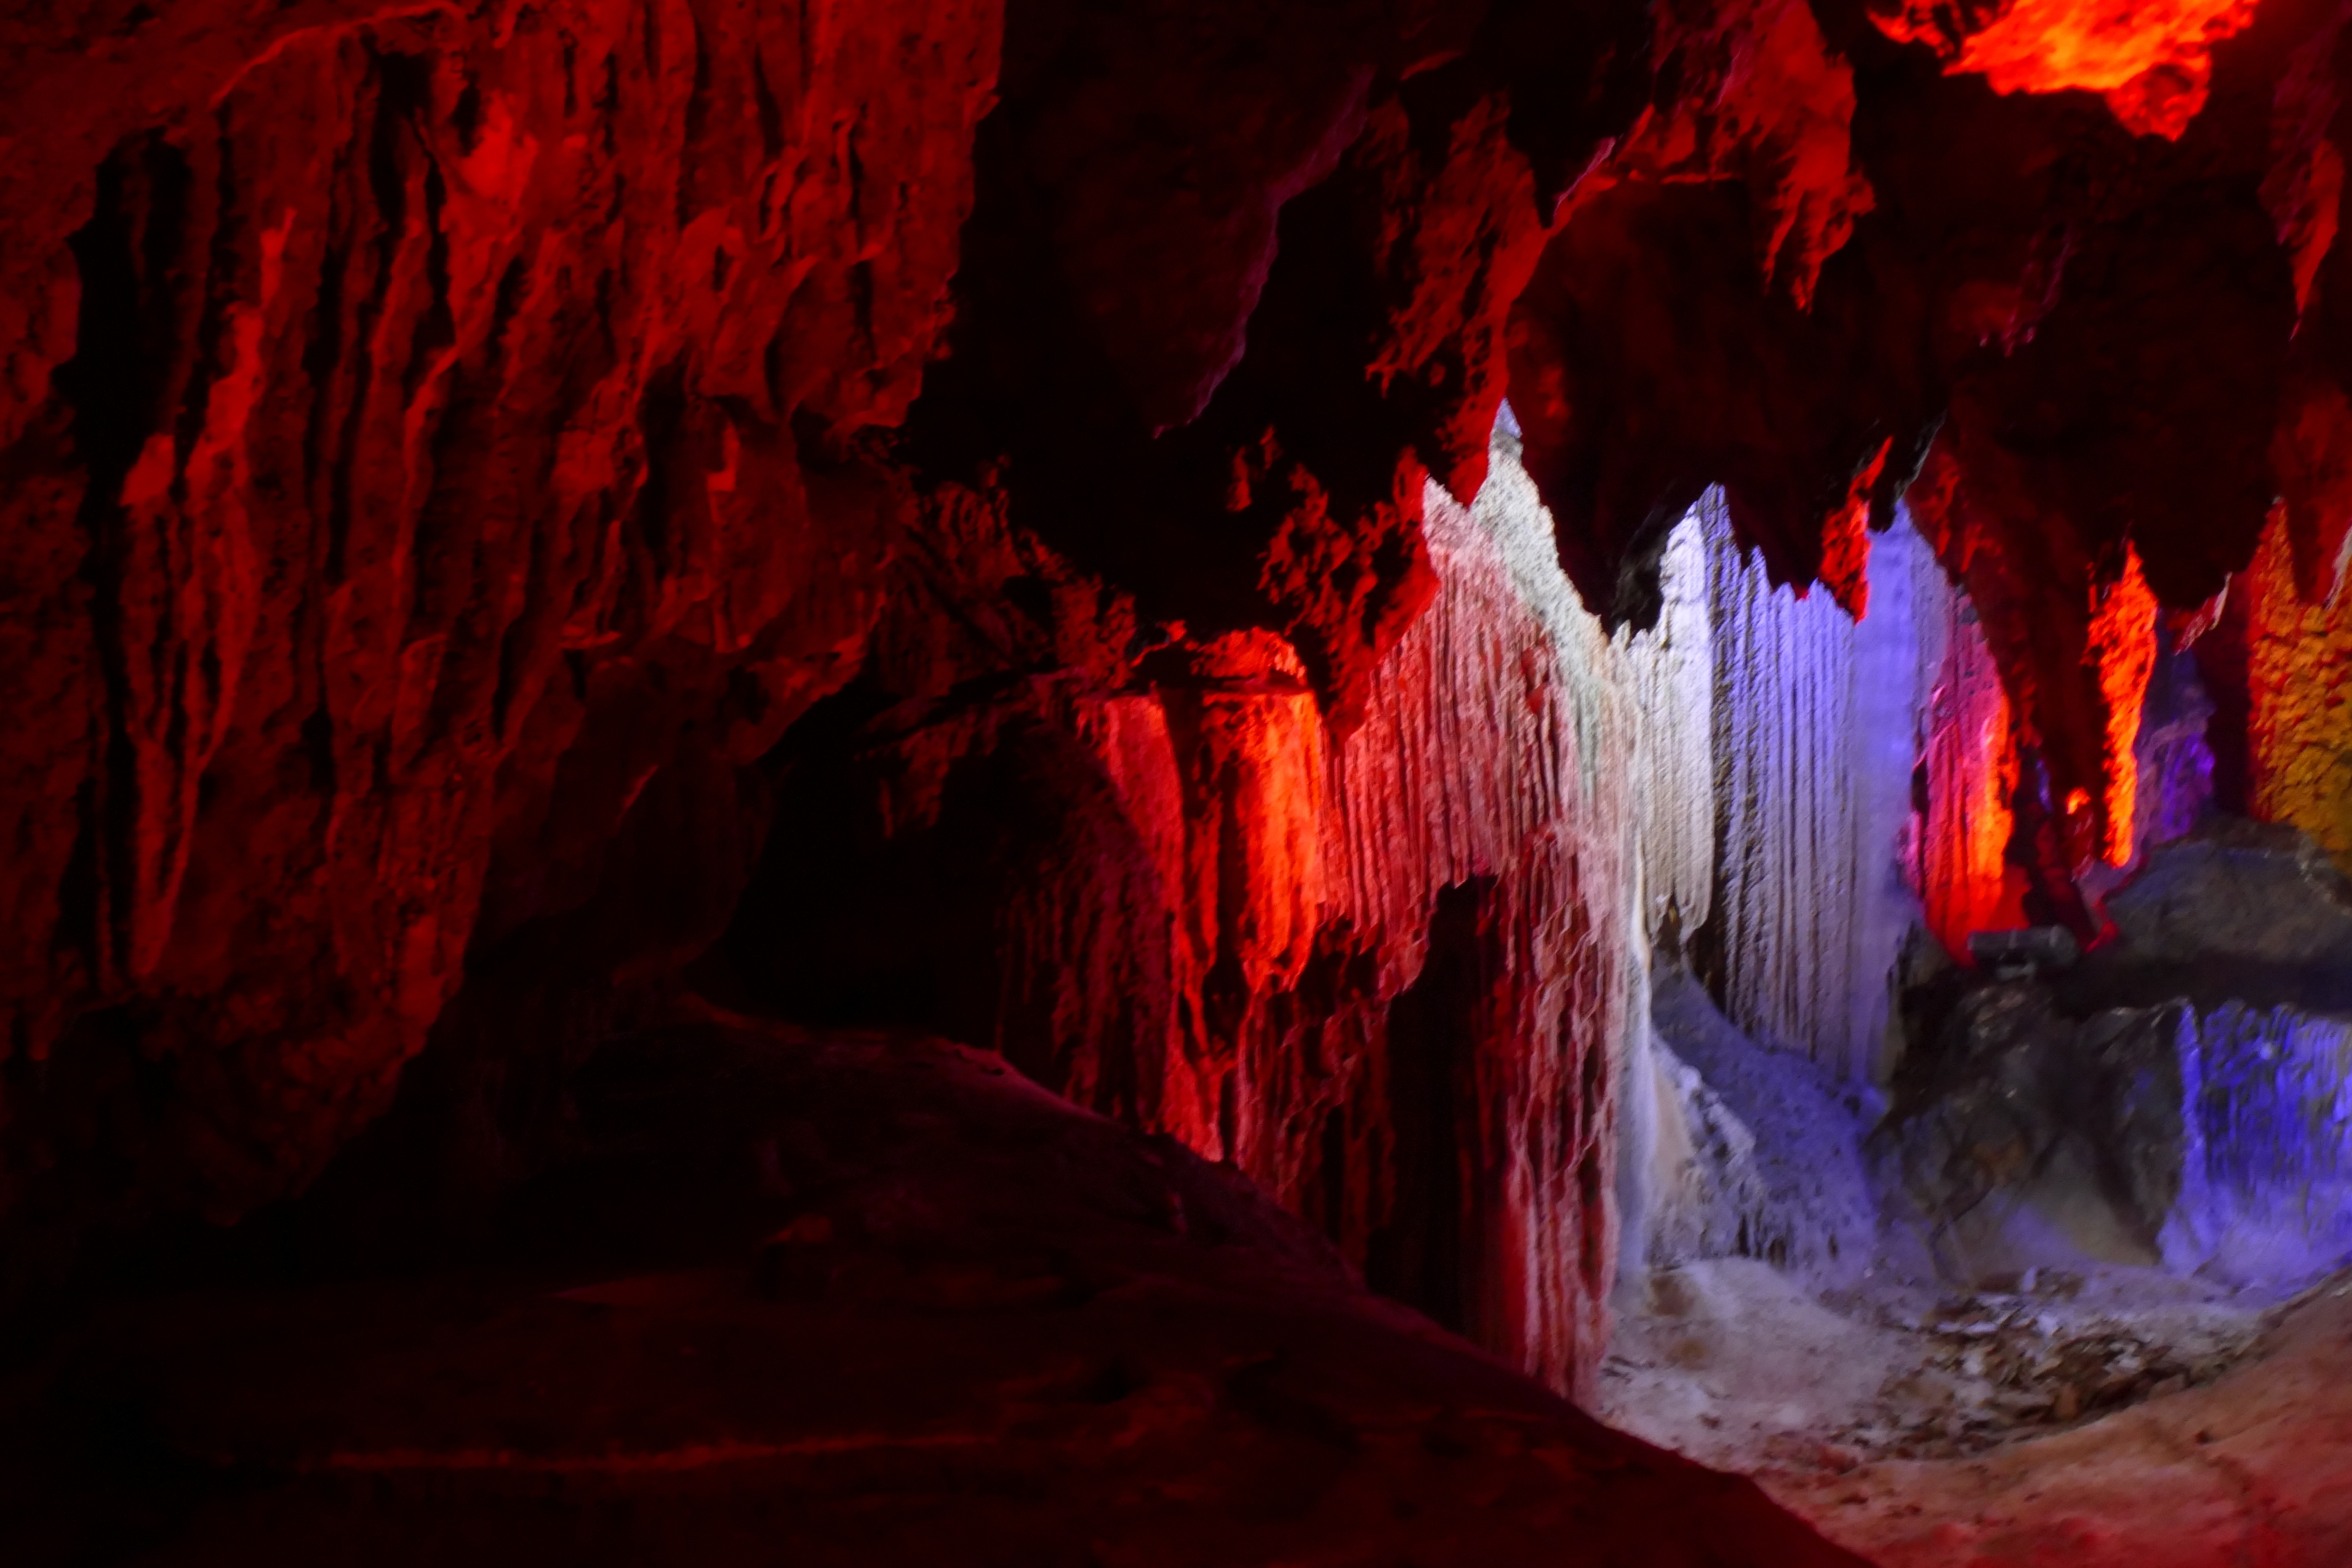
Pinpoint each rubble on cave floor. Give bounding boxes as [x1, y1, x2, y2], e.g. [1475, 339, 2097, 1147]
[1607, 836, 2352, 1561]
[1600, 1100, 2347, 1566]
[1601, 1255, 2279, 1474]
[1767, 1271, 2352, 1567]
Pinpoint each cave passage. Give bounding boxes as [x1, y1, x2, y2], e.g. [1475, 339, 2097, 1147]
[13, 0, 2352, 1563]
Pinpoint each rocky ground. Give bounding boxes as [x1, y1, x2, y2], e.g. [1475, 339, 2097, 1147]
[1603, 1253, 2352, 1565]
[0, 1006, 1859, 1568]
[1771, 1271, 2352, 1566]
[1610, 890, 2352, 1566]
[1602, 1258, 2280, 1466]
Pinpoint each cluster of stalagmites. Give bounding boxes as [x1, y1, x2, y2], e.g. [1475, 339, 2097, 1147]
[11, 0, 2352, 1454]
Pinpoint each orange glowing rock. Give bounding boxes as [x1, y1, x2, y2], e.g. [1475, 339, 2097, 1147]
[1872, 0, 2260, 139]
[1920, 598, 2028, 961]
[2238, 505, 2352, 873]
[2089, 546, 2160, 865]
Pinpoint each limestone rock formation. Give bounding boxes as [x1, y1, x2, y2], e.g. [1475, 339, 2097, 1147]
[726, 429, 1657, 1398]
[1886, 826, 2352, 1288]
[0, 0, 1003, 1268]
[14, 0, 2352, 1553]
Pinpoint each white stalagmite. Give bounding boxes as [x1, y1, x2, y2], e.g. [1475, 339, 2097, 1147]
[1406, 420, 1733, 1288]
[1465, 425, 1714, 950]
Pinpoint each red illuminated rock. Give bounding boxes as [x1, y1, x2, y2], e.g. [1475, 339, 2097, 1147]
[1907, 438, 2159, 873]
[1871, 0, 2261, 140]
[0, 0, 1001, 1247]
[910, 0, 1653, 727]
[729, 456, 1636, 1400]
[6, 0, 2352, 1479]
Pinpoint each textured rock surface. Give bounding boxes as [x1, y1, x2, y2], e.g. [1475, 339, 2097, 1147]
[2227, 498, 2352, 872]
[0, 0, 1686, 1311]
[0, 0, 1001, 1274]
[729, 429, 1658, 1397]
[1883, 983, 2190, 1282]
[2071, 821, 2352, 1014]
[1764, 1272, 2352, 1566]
[1915, 560, 2030, 959]
[0, 1014, 1873, 1566]
[1869, 0, 2261, 141]
[1887, 828, 2352, 1291]
[15, 10, 2352, 1544]
[1707, 501, 1936, 1080]
[1641, 967, 1878, 1283]
[1506, 0, 2337, 885]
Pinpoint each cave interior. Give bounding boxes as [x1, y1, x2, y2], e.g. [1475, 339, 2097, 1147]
[9, 0, 2352, 1563]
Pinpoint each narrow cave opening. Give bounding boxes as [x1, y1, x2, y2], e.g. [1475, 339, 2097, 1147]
[1363, 876, 1487, 1336]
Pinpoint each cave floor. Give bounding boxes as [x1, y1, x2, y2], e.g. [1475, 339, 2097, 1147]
[1602, 1255, 2352, 1565]
[0, 1008, 1858, 1568]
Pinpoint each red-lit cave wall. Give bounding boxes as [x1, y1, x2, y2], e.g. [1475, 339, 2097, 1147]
[0, 0, 1003, 1247]
[731, 465, 1638, 1395]
[12, 0, 2352, 1400]
[0, 0, 1655, 1388]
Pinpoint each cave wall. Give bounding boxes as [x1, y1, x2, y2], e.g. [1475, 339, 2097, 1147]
[12, 0, 2352, 1412]
[2228, 500, 2352, 867]
[0, 0, 1001, 1266]
[732, 426, 1682, 1398]
[0, 0, 1684, 1288]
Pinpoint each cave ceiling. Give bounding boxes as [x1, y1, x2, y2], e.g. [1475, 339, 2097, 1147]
[2, 0, 2348, 1295]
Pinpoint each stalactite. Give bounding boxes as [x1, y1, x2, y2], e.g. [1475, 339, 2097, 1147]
[793, 420, 1662, 1400]
[1705, 498, 1931, 1082]
[1919, 579, 2026, 963]
[2080, 632, 2219, 908]
[1624, 512, 1717, 940]
[1869, 0, 2260, 140]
